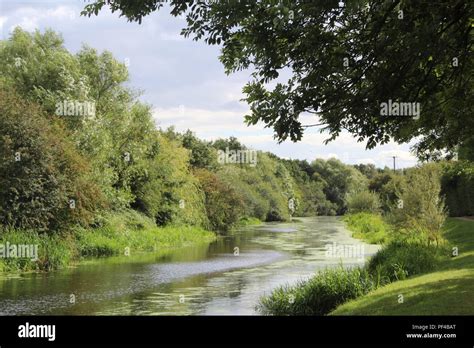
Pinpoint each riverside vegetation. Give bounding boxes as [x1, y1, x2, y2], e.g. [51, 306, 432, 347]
[78, 0, 473, 316]
[1, 29, 473, 316]
[0, 29, 385, 273]
[258, 163, 474, 315]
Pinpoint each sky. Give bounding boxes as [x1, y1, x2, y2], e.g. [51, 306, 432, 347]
[0, 0, 419, 168]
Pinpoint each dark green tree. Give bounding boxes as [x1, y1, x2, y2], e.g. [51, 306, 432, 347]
[0, 86, 104, 231]
[181, 130, 217, 168]
[82, 0, 473, 159]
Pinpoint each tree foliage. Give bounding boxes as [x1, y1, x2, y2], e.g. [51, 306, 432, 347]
[388, 164, 447, 244]
[0, 86, 103, 231]
[83, 0, 473, 159]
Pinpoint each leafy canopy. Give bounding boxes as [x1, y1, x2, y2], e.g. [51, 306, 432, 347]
[82, 0, 473, 159]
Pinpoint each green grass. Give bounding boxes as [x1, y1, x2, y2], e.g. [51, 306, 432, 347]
[331, 218, 474, 315]
[76, 224, 215, 257]
[342, 212, 391, 244]
[257, 266, 375, 315]
[0, 210, 216, 273]
[0, 229, 76, 272]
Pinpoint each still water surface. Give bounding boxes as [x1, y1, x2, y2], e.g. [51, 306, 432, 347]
[0, 217, 378, 315]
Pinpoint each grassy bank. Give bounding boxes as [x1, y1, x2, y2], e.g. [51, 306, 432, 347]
[0, 210, 215, 273]
[342, 212, 391, 244]
[331, 218, 474, 315]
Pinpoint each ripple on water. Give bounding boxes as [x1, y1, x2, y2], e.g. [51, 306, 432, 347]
[256, 227, 298, 233]
[145, 250, 287, 284]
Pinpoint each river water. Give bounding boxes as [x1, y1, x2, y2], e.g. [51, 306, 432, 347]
[0, 216, 379, 315]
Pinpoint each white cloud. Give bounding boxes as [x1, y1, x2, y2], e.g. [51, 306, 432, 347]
[152, 105, 419, 168]
[0, 16, 7, 30]
[159, 32, 185, 41]
[6, 5, 81, 33]
[354, 158, 377, 165]
[10, 16, 37, 32]
[377, 148, 418, 168]
[234, 134, 274, 145]
[378, 149, 415, 161]
[49, 6, 77, 20]
[152, 106, 253, 134]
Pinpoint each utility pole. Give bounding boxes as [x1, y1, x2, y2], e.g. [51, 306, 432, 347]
[392, 156, 397, 172]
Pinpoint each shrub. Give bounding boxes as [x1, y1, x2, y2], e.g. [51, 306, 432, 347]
[133, 134, 209, 228]
[238, 217, 262, 226]
[258, 239, 449, 316]
[75, 210, 215, 256]
[367, 241, 446, 283]
[311, 158, 368, 215]
[257, 266, 375, 315]
[346, 190, 381, 214]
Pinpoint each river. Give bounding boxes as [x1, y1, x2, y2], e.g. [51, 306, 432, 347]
[0, 216, 379, 315]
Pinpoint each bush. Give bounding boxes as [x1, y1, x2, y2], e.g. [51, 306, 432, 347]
[238, 217, 262, 226]
[368, 172, 406, 213]
[213, 152, 293, 223]
[346, 190, 381, 214]
[311, 158, 368, 215]
[367, 241, 446, 284]
[133, 134, 209, 228]
[257, 266, 375, 315]
[343, 212, 391, 244]
[0, 210, 216, 272]
[0, 86, 103, 231]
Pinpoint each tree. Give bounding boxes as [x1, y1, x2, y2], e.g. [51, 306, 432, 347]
[354, 163, 378, 180]
[82, 0, 473, 159]
[389, 164, 447, 245]
[0, 86, 103, 231]
[311, 158, 367, 214]
[194, 168, 244, 231]
[458, 136, 474, 161]
[0, 28, 161, 210]
[368, 171, 406, 212]
[133, 133, 209, 227]
[180, 130, 217, 169]
[441, 160, 474, 217]
[211, 136, 245, 151]
[346, 190, 381, 214]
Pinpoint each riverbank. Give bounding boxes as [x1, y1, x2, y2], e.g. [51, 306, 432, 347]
[0, 210, 216, 274]
[331, 218, 474, 315]
[257, 214, 472, 315]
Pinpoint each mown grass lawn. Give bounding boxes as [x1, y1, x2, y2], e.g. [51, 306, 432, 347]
[331, 218, 474, 315]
